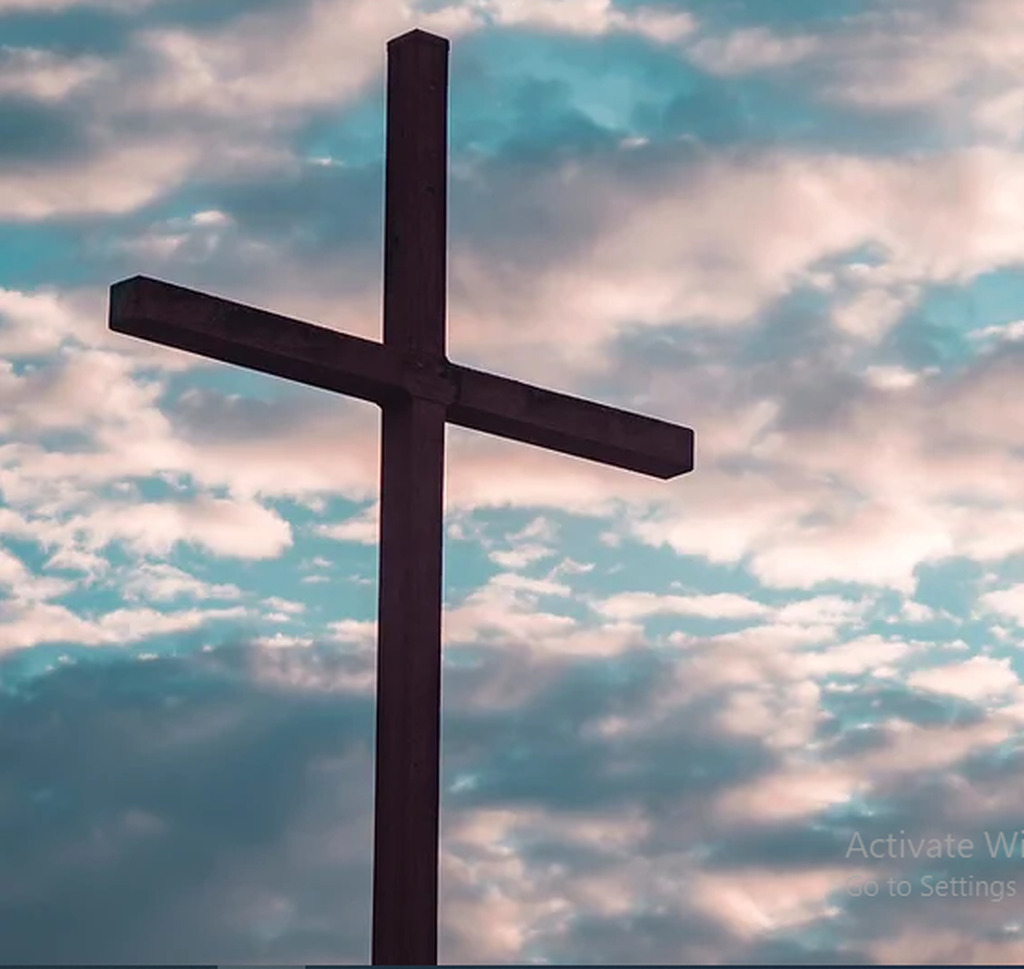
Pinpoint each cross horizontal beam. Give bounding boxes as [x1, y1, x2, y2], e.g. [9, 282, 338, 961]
[110, 275, 694, 479]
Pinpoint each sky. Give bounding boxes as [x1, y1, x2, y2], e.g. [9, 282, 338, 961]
[5, 0, 1024, 963]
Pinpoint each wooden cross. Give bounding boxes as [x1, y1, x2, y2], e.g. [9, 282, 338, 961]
[108, 27, 694, 966]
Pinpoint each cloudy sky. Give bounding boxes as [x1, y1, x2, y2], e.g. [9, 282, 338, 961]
[7, 0, 1024, 963]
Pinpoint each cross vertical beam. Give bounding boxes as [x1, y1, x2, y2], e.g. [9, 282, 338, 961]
[372, 30, 450, 966]
[383, 30, 448, 358]
[373, 397, 446, 965]
[105, 28, 695, 968]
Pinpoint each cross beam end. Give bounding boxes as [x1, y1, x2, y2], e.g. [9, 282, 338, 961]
[388, 28, 450, 49]
[449, 367, 695, 480]
[109, 275, 402, 406]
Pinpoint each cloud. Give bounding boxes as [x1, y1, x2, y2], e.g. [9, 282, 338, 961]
[670, 2, 1024, 147]
[907, 656, 1020, 702]
[120, 562, 244, 603]
[769, 0, 1024, 145]
[444, 571, 580, 652]
[0, 137, 203, 221]
[0, 600, 247, 651]
[264, 596, 305, 615]
[8, 1, 1018, 620]
[129, 0, 403, 119]
[797, 634, 917, 678]
[0, 46, 106, 101]
[609, 321, 1024, 594]
[0, 644, 375, 962]
[0, 543, 73, 601]
[689, 865, 848, 940]
[316, 503, 378, 545]
[0, 287, 83, 358]
[975, 583, 1024, 624]
[686, 26, 821, 75]
[327, 618, 376, 648]
[252, 631, 315, 649]
[594, 590, 770, 621]
[9, 4, 1024, 962]
[449, 0, 695, 41]
[0, 0, 150, 8]
[0, 1, 402, 222]
[447, 144, 1024, 397]
[74, 495, 293, 559]
[871, 932, 1024, 966]
[821, 2, 1009, 109]
[0, 347, 163, 435]
[1, 599, 1021, 963]
[486, 515, 559, 568]
[9, 134, 1024, 600]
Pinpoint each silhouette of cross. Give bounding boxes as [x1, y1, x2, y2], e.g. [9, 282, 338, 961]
[108, 27, 694, 965]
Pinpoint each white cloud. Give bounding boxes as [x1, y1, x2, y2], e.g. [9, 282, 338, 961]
[715, 714, 1016, 824]
[491, 573, 571, 598]
[488, 544, 554, 568]
[796, 0, 1024, 144]
[713, 678, 823, 750]
[316, 503, 379, 544]
[488, 515, 559, 568]
[908, 655, 1020, 702]
[442, 571, 649, 659]
[43, 544, 108, 577]
[689, 867, 850, 940]
[0, 600, 246, 651]
[442, 806, 658, 962]
[864, 365, 922, 391]
[687, 26, 821, 76]
[0, 139, 203, 221]
[264, 596, 305, 615]
[798, 634, 918, 677]
[832, 285, 918, 340]
[131, 0, 403, 119]
[327, 618, 376, 648]
[71, 495, 293, 560]
[889, 598, 938, 623]
[120, 562, 243, 603]
[252, 632, 315, 650]
[0, 288, 86, 358]
[7, 3, 1024, 621]
[453, 146, 1024, 390]
[97, 605, 247, 641]
[459, 0, 695, 41]
[0, 47, 105, 100]
[967, 318, 1024, 344]
[0, 348, 163, 434]
[976, 584, 1024, 624]
[0, 544, 73, 601]
[776, 595, 873, 626]
[0, 0, 406, 222]
[747, 499, 954, 594]
[248, 638, 374, 693]
[594, 591, 770, 621]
